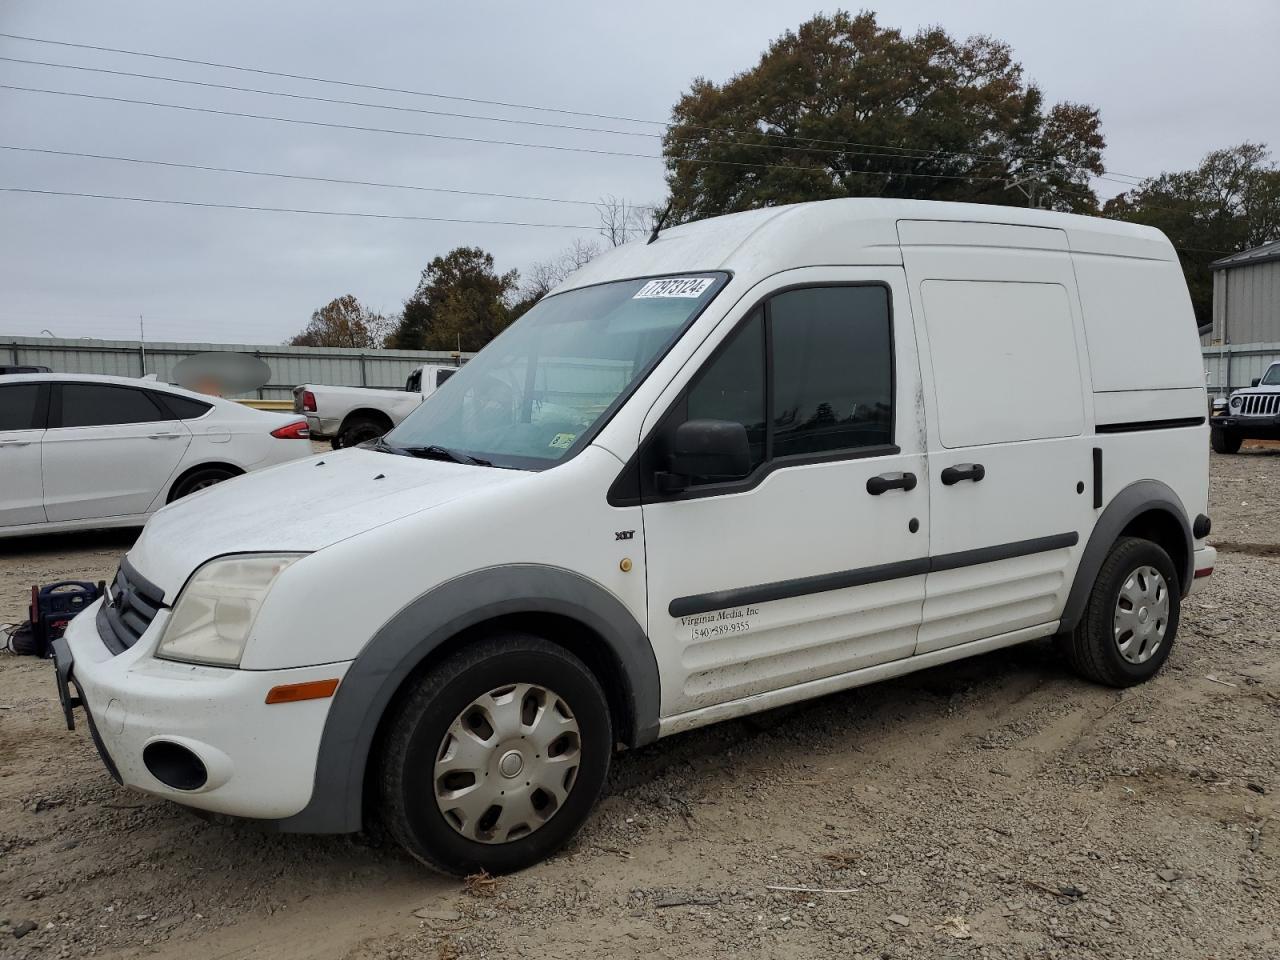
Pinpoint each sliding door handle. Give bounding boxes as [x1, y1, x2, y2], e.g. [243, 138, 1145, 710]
[866, 471, 917, 495]
[941, 462, 986, 485]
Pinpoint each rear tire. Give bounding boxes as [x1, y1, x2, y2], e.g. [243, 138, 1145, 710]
[1058, 536, 1180, 688]
[378, 633, 612, 876]
[1210, 426, 1243, 454]
[337, 416, 387, 449]
[168, 466, 238, 502]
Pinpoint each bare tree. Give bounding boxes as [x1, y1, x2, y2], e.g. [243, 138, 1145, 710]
[515, 238, 602, 308]
[597, 195, 657, 247]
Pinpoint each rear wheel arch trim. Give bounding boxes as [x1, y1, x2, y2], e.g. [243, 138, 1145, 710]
[1060, 479, 1193, 633]
[273, 564, 659, 835]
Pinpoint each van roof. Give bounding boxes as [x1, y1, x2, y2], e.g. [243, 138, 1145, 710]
[557, 198, 1174, 294]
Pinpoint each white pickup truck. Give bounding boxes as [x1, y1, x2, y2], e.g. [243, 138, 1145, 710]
[294, 363, 461, 448]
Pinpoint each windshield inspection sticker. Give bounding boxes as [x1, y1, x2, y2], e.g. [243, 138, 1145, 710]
[549, 432, 577, 449]
[633, 277, 715, 299]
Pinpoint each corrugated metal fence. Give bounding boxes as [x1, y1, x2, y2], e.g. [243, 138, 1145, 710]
[5, 334, 1276, 400]
[1, 336, 474, 400]
[1203, 342, 1280, 396]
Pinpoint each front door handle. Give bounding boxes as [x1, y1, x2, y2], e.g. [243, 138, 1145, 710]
[147, 433, 182, 440]
[0, 440, 32, 447]
[866, 471, 917, 495]
[941, 462, 986, 485]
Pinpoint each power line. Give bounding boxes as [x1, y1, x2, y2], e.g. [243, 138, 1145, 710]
[0, 84, 1010, 184]
[0, 186, 598, 228]
[0, 144, 606, 207]
[0, 33, 1146, 181]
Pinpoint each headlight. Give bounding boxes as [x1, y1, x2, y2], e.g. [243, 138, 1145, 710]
[156, 554, 303, 667]
[1231, 395, 1242, 408]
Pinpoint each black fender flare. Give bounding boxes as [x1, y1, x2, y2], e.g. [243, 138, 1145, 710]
[274, 564, 660, 834]
[1059, 479, 1193, 634]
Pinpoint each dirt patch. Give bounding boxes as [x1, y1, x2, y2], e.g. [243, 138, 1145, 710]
[1, 449, 1277, 959]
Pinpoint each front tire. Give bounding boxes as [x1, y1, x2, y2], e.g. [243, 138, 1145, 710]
[1058, 536, 1180, 688]
[378, 634, 612, 876]
[1210, 425, 1243, 454]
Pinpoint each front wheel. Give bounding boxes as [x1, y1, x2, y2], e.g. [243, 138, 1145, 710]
[378, 634, 612, 876]
[1058, 536, 1180, 688]
[1210, 425, 1243, 454]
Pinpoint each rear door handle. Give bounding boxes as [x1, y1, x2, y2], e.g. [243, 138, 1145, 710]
[0, 439, 32, 447]
[866, 471, 917, 495]
[941, 462, 986, 485]
[147, 432, 182, 440]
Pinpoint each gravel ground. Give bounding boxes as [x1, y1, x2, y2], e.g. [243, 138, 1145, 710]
[1, 446, 1277, 959]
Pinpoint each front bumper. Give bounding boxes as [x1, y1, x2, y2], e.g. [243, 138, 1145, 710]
[1212, 414, 1280, 438]
[54, 598, 352, 820]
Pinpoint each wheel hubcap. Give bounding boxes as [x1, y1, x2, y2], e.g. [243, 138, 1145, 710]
[433, 683, 581, 844]
[1114, 565, 1169, 665]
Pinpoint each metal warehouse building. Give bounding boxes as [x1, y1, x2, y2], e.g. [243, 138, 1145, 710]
[1205, 239, 1280, 395]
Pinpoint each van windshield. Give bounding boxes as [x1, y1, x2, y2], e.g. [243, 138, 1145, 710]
[383, 273, 728, 469]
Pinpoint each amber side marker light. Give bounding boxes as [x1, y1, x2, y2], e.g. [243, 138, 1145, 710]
[265, 678, 340, 704]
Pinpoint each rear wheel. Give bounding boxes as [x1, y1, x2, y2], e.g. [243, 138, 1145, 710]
[378, 634, 612, 876]
[1058, 536, 1180, 687]
[168, 466, 238, 501]
[337, 416, 387, 449]
[1210, 425, 1243, 454]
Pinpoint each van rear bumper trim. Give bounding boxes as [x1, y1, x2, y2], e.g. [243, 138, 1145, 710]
[669, 532, 1079, 617]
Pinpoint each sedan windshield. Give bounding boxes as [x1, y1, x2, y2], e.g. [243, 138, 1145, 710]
[383, 273, 727, 469]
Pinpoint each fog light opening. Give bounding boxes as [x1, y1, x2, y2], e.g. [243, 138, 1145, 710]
[143, 740, 208, 791]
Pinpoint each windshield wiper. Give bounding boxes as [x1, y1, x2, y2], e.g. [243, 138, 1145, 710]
[363, 435, 409, 456]
[401, 444, 493, 467]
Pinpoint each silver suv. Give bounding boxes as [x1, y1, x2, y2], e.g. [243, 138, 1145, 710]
[1211, 361, 1280, 453]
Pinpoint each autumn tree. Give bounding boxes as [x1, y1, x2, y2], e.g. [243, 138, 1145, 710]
[388, 247, 520, 352]
[661, 11, 1105, 221]
[289, 294, 390, 348]
[1105, 143, 1280, 327]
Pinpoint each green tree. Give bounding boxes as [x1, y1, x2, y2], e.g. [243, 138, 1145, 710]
[661, 11, 1104, 221]
[388, 247, 520, 351]
[1104, 144, 1280, 327]
[289, 294, 390, 348]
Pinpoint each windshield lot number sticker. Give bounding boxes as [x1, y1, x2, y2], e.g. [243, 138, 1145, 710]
[633, 277, 714, 299]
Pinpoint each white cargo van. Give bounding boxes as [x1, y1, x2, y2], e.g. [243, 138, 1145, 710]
[53, 199, 1216, 875]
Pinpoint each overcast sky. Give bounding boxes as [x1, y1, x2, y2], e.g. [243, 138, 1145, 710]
[1, 0, 1277, 345]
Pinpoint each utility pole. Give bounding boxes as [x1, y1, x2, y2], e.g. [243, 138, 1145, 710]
[139, 313, 146, 376]
[1003, 170, 1045, 209]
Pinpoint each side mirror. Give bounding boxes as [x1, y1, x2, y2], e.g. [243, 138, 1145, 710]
[661, 419, 751, 489]
[1252, 378, 1262, 387]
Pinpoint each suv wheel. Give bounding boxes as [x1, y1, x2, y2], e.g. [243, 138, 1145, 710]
[378, 634, 612, 875]
[1058, 536, 1180, 687]
[1210, 425, 1243, 454]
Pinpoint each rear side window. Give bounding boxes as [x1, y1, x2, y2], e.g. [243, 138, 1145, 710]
[435, 368, 456, 387]
[60, 383, 164, 427]
[0, 383, 43, 431]
[158, 393, 213, 419]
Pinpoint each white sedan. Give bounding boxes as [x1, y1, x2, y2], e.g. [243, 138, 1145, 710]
[0, 373, 313, 538]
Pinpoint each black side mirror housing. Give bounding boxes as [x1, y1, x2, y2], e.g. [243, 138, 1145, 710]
[1252, 378, 1262, 387]
[665, 419, 751, 486]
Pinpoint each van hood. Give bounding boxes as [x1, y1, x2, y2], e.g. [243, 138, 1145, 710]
[127, 449, 524, 598]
